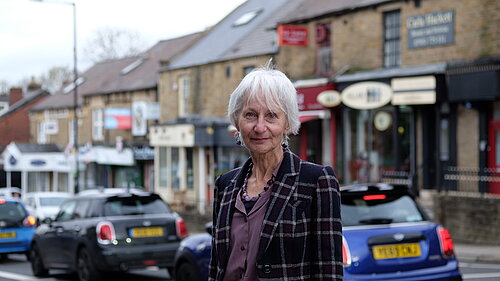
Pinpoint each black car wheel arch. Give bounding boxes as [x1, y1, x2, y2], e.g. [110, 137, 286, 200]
[176, 261, 201, 281]
[30, 244, 49, 277]
[77, 247, 102, 281]
[175, 250, 202, 281]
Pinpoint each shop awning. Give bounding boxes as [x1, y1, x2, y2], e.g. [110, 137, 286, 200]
[299, 115, 319, 123]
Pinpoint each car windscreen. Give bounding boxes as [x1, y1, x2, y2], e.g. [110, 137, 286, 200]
[0, 202, 27, 222]
[341, 193, 425, 226]
[103, 196, 171, 216]
[40, 197, 68, 207]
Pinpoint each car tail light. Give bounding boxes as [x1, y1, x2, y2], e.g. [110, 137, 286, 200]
[342, 236, 352, 267]
[176, 218, 188, 239]
[96, 221, 116, 244]
[363, 194, 386, 200]
[437, 226, 455, 258]
[23, 215, 37, 227]
[0, 199, 5, 204]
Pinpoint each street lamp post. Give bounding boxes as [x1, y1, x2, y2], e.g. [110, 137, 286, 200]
[33, 0, 79, 193]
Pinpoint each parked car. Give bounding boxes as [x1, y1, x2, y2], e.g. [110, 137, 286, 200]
[0, 198, 36, 259]
[0, 187, 22, 199]
[174, 183, 462, 281]
[23, 192, 72, 222]
[29, 188, 188, 281]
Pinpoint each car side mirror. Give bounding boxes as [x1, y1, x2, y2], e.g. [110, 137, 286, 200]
[42, 217, 53, 225]
[205, 222, 213, 236]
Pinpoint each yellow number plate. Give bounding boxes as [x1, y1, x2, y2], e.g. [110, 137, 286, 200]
[131, 227, 164, 238]
[372, 243, 421, 259]
[0, 232, 16, 239]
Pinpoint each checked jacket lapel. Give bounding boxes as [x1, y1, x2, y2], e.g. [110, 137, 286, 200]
[257, 150, 301, 259]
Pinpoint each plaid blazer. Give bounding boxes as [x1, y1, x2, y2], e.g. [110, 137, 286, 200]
[209, 149, 343, 280]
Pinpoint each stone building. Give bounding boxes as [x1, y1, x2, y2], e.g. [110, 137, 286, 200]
[29, 33, 202, 192]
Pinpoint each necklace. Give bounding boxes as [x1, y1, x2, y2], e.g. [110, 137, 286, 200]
[241, 162, 274, 202]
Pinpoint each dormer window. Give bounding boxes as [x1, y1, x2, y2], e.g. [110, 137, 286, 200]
[121, 58, 145, 75]
[233, 9, 261, 27]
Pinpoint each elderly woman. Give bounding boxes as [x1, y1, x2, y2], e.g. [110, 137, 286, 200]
[209, 65, 343, 281]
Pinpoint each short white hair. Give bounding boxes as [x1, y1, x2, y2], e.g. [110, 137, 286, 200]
[227, 65, 300, 137]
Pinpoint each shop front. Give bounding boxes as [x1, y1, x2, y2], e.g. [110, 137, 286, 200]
[150, 116, 247, 214]
[293, 78, 340, 168]
[335, 63, 446, 190]
[79, 145, 135, 190]
[2, 142, 73, 195]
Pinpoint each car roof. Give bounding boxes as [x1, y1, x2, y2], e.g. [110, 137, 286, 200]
[340, 182, 411, 194]
[76, 188, 153, 198]
[24, 192, 72, 198]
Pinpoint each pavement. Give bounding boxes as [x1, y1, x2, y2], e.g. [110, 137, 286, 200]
[455, 243, 500, 264]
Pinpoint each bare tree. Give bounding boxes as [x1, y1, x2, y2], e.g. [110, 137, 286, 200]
[0, 80, 9, 95]
[83, 27, 148, 63]
[38, 66, 73, 93]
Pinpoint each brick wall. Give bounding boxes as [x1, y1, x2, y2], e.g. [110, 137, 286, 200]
[0, 92, 48, 148]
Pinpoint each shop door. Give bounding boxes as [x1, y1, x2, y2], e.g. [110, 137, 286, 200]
[488, 120, 500, 194]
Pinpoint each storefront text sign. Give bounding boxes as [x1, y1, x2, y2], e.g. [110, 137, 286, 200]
[278, 25, 308, 46]
[341, 82, 393, 110]
[149, 124, 195, 147]
[407, 10, 454, 49]
[391, 76, 436, 105]
[317, 90, 341, 108]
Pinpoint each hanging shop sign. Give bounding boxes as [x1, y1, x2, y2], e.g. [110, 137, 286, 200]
[391, 76, 436, 105]
[105, 108, 132, 130]
[341, 82, 393, 110]
[278, 25, 308, 46]
[407, 10, 455, 49]
[132, 102, 147, 136]
[317, 90, 341, 108]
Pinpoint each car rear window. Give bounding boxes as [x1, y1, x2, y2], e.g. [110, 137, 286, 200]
[103, 196, 171, 216]
[0, 202, 27, 222]
[341, 193, 425, 227]
[40, 197, 68, 207]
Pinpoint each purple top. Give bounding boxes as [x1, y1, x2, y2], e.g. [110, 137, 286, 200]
[222, 165, 278, 281]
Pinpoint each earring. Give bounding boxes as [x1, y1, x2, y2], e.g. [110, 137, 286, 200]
[235, 132, 242, 146]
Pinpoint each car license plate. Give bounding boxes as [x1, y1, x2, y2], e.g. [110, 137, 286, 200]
[131, 227, 164, 238]
[0, 232, 16, 239]
[372, 243, 421, 259]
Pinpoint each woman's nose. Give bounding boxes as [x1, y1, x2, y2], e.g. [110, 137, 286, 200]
[253, 118, 267, 133]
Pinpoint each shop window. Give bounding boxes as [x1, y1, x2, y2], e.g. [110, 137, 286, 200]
[170, 147, 180, 189]
[315, 23, 332, 77]
[186, 148, 194, 189]
[92, 108, 104, 141]
[57, 173, 69, 192]
[159, 147, 167, 188]
[383, 10, 401, 68]
[178, 76, 190, 117]
[215, 147, 249, 178]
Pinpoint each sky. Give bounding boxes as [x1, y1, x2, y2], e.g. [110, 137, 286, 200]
[0, 0, 247, 86]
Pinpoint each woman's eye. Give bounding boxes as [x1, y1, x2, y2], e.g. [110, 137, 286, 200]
[245, 112, 256, 118]
[267, 112, 277, 119]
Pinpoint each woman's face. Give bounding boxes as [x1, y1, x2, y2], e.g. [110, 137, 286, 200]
[237, 95, 289, 156]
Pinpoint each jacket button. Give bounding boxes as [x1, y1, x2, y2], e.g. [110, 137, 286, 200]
[263, 264, 271, 274]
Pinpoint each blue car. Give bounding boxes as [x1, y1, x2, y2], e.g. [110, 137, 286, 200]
[175, 183, 462, 281]
[0, 198, 36, 259]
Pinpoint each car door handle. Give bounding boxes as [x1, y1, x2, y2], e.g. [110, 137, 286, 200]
[55, 226, 64, 233]
[73, 226, 81, 232]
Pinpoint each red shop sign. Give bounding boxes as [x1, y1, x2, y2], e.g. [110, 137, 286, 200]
[297, 83, 335, 111]
[278, 25, 308, 46]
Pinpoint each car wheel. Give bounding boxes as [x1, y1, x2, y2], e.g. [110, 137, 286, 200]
[176, 262, 201, 281]
[77, 248, 101, 281]
[30, 245, 49, 277]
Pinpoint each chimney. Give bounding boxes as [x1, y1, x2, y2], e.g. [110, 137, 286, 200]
[27, 76, 42, 92]
[9, 88, 23, 105]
